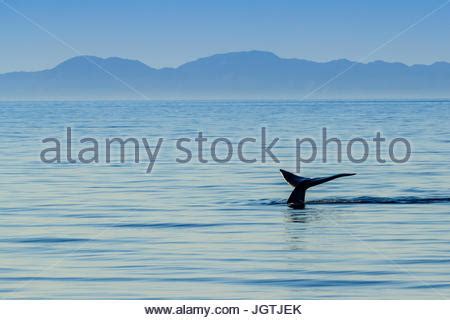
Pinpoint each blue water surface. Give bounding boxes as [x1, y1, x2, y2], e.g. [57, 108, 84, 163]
[0, 100, 449, 298]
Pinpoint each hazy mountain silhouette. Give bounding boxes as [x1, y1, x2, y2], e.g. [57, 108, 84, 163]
[1, 50, 449, 99]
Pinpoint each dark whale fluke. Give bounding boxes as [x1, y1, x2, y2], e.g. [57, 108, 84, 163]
[280, 169, 356, 209]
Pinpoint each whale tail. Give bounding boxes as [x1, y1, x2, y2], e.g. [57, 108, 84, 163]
[280, 169, 356, 208]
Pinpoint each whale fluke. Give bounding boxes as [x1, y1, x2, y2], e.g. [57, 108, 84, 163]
[280, 169, 356, 208]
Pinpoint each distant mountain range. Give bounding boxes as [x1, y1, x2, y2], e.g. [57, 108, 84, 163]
[1, 50, 450, 99]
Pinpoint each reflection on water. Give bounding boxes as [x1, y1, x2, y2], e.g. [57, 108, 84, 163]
[286, 209, 323, 224]
[0, 100, 450, 299]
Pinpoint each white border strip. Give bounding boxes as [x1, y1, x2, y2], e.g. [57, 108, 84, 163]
[0, 300, 449, 320]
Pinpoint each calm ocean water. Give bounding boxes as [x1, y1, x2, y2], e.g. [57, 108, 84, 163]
[0, 100, 449, 299]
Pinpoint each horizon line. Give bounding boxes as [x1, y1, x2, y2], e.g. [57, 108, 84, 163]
[2, 98, 450, 103]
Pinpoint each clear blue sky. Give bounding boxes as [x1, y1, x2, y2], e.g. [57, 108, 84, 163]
[0, 0, 449, 72]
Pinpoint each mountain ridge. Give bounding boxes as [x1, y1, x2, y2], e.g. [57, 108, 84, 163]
[1, 50, 449, 99]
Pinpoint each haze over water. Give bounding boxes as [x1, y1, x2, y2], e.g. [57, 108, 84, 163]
[0, 100, 449, 299]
